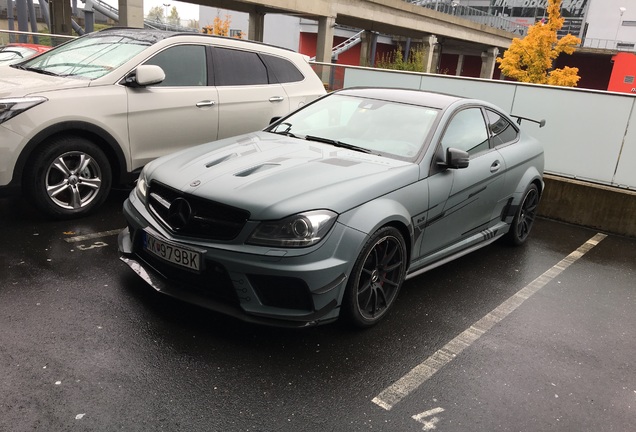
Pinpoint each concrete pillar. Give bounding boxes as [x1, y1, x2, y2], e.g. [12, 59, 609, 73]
[429, 36, 442, 73]
[118, 0, 144, 29]
[421, 35, 438, 73]
[315, 15, 335, 64]
[369, 32, 378, 67]
[248, 10, 265, 42]
[359, 30, 371, 67]
[455, 54, 464, 76]
[480, 47, 499, 79]
[49, 0, 72, 37]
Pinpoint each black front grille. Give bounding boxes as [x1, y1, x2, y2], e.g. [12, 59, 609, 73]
[148, 181, 249, 241]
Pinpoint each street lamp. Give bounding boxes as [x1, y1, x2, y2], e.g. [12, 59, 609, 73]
[163, 3, 171, 30]
[615, 7, 627, 49]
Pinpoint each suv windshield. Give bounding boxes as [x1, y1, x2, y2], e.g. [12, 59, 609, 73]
[19, 33, 156, 79]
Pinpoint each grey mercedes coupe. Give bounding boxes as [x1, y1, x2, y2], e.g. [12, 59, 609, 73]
[118, 87, 544, 328]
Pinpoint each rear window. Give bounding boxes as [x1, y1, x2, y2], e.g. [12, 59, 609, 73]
[213, 48, 269, 86]
[261, 54, 305, 83]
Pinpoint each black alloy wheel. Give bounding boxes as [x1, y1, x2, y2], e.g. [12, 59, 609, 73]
[344, 226, 407, 327]
[506, 183, 540, 245]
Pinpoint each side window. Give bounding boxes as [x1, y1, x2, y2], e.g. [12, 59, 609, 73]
[441, 108, 489, 156]
[213, 48, 269, 86]
[261, 54, 305, 83]
[144, 45, 207, 86]
[485, 109, 519, 146]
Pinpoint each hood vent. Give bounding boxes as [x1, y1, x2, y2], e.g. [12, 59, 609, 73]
[206, 153, 238, 168]
[320, 158, 360, 167]
[235, 163, 280, 177]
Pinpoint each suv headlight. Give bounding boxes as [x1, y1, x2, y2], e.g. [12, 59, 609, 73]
[247, 210, 338, 248]
[0, 97, 47, 124]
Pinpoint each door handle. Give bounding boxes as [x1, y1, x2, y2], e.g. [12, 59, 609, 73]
[269, 96, 284, 102]
[490, 160, 501, 173]
[196, 100, 216, 108]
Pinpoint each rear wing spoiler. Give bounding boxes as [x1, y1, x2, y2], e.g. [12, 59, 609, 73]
[511, 115, 546, 128]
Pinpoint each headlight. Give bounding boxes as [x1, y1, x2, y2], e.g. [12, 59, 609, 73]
[0, 97, 47, 124]
[135, 169, 149, 201]
[247, 210, 338, 248]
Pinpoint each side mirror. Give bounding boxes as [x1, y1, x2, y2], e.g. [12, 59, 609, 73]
[444, 147, 469, 169]
[269, 116, 282, 125]
[123, 65, 165, 87]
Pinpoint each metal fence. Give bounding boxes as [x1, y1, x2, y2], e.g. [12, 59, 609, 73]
[0, 28, 74, 46]
[405, 0, 528, 36]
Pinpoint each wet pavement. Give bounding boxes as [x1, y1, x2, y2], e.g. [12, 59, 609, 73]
[1, 189, 634, 431]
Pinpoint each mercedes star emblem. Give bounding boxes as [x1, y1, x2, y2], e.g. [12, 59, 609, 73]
[168, 197, 192, 230]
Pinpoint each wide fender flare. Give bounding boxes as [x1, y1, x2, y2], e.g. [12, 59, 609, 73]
[338, 198, 414, 250]
[513, 167, 544, 200]
[505, 167, 544, 222]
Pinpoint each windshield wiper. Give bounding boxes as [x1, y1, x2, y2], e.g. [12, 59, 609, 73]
[304, 135, 374, 154]
[20, 66, 61, 76]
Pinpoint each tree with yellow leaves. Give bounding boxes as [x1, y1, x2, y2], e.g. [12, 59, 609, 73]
[202, 14, 241, 38]
[497, 0, 581, 87]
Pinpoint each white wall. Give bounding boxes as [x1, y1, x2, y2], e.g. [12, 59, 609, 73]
[343, 67, 636, 190]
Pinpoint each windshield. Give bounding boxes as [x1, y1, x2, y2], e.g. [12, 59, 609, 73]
[19, 34, 155, 79]
[0, 46, 35, 64]
[268, 94, 439, 160]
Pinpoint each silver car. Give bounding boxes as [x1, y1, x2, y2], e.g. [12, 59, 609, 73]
[0, 28, 325, 218]
[118, 87, 544, 328]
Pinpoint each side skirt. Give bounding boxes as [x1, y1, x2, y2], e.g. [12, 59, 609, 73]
[406, 222, 508, 281]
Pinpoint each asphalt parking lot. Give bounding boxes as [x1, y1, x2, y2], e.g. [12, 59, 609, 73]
[1, 189, 634, 432]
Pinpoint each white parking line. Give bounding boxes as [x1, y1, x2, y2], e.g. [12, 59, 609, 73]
[64, 229, 124, 243]
[372, 232, 608, 411]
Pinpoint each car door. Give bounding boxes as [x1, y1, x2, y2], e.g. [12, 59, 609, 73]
[126, 44, 219, 169]
[211, 47, 291, 139]
[419, 106, 507, 258]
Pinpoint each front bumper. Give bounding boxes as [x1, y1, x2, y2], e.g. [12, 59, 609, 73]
[118, 193, 366, 327]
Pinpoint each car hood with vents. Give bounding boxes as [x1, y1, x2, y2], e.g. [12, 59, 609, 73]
[145, 131, 420, 220]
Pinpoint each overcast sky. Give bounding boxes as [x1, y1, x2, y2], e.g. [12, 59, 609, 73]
[100, 0, 200, 21]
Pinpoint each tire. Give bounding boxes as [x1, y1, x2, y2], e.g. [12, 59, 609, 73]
[343, 226, 407, 328]
[24, 136, 112, 219]
[505, 183, 539, 246]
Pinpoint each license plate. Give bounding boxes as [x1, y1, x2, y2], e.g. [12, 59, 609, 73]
[143, 231, 202, 272]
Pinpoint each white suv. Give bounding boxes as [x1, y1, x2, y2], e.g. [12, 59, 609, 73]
[0, 28, 326, 218]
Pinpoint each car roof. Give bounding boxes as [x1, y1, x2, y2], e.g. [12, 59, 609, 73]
[92, 27, 296, 53]
[335, 87, 467, 110]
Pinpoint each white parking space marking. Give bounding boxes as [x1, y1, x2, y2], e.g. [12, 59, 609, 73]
[412, 407, 445, 430]
[64, 229, 124, 243]
[372, 232, 608, 411]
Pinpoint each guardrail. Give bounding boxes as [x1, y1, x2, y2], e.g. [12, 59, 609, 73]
[0, 29, 75, 46]
[405, 0, 528, 36]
